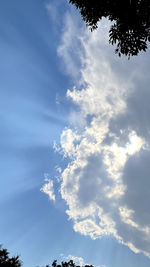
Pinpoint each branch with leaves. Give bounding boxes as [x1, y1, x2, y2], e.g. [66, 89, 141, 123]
[69, 0, 150, 58]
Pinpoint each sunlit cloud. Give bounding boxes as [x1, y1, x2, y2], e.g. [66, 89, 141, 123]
[43, 12, 150, 258]
[60, 253, 106, 267]
[60, 254, 86, 266]
[41, 174, 55, 202]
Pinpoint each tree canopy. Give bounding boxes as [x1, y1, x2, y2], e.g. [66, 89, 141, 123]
[69, 0, 150, 57]
[37, 259, 94, 267]
[0, 245, 95, 267]
[51, 259, 94, 267]
[0, 245, 22, 267]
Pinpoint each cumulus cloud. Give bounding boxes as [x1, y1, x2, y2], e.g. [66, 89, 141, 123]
[60, 254, 86, 266]
[41, 174, 55, 202]
[60, 254, 106, 267]
[46, 12, 150, 257]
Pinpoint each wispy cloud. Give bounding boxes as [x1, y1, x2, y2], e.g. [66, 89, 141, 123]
[45, 1, 63, 27]
[41, 174, 55, 202]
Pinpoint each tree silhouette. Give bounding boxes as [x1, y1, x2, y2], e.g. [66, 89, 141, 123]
[36, 260, 95, 267]
[0, 245, 22, 267]
[50, 260, 94, 267]
[69, 0, 150, 57]
[0, 245, 94, 267]
[0, 246, 95, 267]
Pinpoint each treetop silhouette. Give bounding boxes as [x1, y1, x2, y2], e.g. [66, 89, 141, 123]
[69, 0, 150, 57]
[0, 245, 95, 267]
[0, 245, 22, 267]
[37, 260, 94, 267]
[51, 259, 94, 267]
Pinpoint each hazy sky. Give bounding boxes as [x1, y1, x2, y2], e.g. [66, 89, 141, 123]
[1, 1, 150, 267]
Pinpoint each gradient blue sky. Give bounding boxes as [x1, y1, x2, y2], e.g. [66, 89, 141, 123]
[1, 1, 150, 267]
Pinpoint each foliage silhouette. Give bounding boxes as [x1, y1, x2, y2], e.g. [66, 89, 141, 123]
[50, 260, 94, 267]
[0, 245, 22, 267]
[69, 0, 150, 57]
[0, 245, 95, 267]
[37, 259, 94, 267]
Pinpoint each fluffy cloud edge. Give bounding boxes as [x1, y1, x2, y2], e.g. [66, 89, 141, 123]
[41, 174, 55, 202]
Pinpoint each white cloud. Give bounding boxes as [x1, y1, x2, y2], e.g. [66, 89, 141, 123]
[57, 12, 85, 80]
[41, 175, 55, 202]
[45, 12, 150, 258]
[60, 254, 86, 266]
[45, 1, 63, 27]
[60, 254, 106, 267]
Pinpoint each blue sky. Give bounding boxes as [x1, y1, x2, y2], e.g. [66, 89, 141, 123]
[1, 1, 150, 267]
